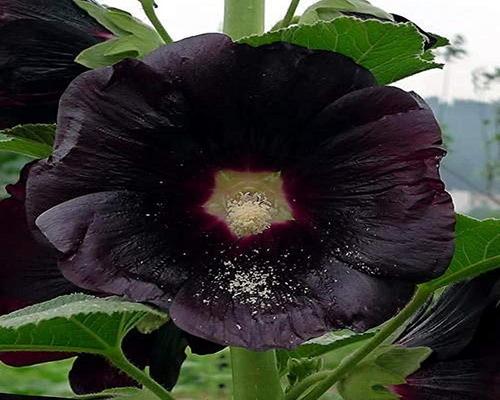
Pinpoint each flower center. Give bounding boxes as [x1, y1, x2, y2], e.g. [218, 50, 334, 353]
[225, 192, 275, 237]
[204, 170, 294, 238]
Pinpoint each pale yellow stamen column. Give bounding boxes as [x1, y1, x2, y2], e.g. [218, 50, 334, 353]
[203, 170, 294, 238]
[225, 192, 276, 237]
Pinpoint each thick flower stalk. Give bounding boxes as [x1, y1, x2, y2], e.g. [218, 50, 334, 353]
[18, 33, 455, 351]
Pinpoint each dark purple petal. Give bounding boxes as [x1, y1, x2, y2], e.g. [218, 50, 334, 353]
[69, 322, 211, 394]
[455, 298, 500, 361]
[26, 59, 198, 225]
[0, 352, 71, 368]
[170, 261, 413, 350]
[0, 194, 76, 304]
[396, 274, 498, 359]
[0, 0, 111, 128]
[0, 165, 77, 305]
[0, 165, 77, 366]
[145, 34, 376, 169]
[35, 185, 413, 350]
[147, 321, 222, 390]
[145, 34, 375, 124]
[1, 166, 219, 374]
[35, 190, 190, 304]
[144, 34, 237, 123]
[286, 87, 454, 282]
[70, 354, 138, 395]
[392, 358, 500, 400]
[26, 34, 375, 222]
[148, 321, 187, 391]
[69, 329, 150, 394]
[0, 0, 111, 36]
[393, 275, 500, 400]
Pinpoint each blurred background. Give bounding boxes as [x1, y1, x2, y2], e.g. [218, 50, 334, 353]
[0, 0, 499, 398]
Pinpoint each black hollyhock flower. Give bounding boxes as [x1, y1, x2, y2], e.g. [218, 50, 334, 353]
[24, 33, 455, 350]
[392, 274, 500, 399]
[0, 168, 222, 394]
[0, 0, 112, 129]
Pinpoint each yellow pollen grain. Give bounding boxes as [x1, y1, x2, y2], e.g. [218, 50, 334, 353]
[225, 192, 276, 238]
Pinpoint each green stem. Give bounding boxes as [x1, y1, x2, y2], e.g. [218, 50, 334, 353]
[109, 350, 175, 400]
[140, 0, 173, 43]
[223, 0, 265, 40]
[290, 286, 432, 400]
[280, 0, 301, 28]
[231, 347, 284, 400]
[284, 371, 330, 400]
[424, 255, 500, 291]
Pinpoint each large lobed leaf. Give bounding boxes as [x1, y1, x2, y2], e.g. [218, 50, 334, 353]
[0, 124, 55, 158]
[0, 294, 167, 355]
[337, 345, 431, 400]
[423, 214, 500, 290]
[240, 17, 441, 85]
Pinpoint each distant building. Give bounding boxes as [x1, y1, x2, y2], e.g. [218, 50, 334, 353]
[450, 190, 500, 213]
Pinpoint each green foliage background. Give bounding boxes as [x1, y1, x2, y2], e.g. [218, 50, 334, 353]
[0, 153, 29, 197]
[0, 353, 235, 399]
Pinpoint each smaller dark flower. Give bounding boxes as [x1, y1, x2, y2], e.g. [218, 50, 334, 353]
[392, 273, 500, 400]
[0, 165, 221, 394]
[0, 0, 112, 128]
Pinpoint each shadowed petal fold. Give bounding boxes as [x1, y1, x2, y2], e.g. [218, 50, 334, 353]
[393, 273, 500, 400]
[0, 0, 111, 128]
[0, 166, 77, 366]
[286, 86, 454, 282]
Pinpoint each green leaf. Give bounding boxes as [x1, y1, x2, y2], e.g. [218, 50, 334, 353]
[277, 330, 374, 375]
[74, 0, 163, 69]
[283, 330, 375, 359]
[423, 214, 500, 290]
[74, 0, 130, 36]
[240, 16, 441, 85]
[337, 345, 431, 400]
[286, 358, 323, 386]
[0, 124, 55, 158]
[431, 33, 450, 49]
[0, 294, 167, 355]
[76, 38, 141, 68]
[374, 346, 431, 378]
[78, 387, 158, 400]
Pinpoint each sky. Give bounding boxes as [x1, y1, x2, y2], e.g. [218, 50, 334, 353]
[105, 0, 500, 102]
